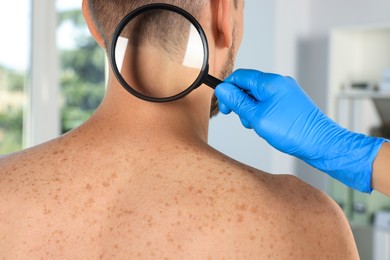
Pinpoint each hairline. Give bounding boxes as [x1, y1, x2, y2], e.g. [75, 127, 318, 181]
[88, 0, 239, 48]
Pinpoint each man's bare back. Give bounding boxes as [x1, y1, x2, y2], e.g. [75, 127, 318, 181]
[0, 0, 359, 258]
[0, 119, 358, 259]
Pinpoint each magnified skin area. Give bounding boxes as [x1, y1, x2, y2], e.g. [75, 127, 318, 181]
[120, 43, 202, 98]
[116, 9, 205, 99]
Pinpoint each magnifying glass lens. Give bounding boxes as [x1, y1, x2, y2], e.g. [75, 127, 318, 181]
[114, 8, 206, 99]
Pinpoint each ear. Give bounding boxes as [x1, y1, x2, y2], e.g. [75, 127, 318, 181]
[216, 0, 233, 48]
[82, 0, 105, 48]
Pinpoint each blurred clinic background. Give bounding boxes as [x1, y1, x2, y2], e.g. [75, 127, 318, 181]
[0, 1, 389, 259]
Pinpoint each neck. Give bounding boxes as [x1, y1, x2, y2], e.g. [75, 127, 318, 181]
[86, 73, 212, 146]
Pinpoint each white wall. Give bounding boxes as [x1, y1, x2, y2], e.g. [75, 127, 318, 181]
[310, 0, 390, 35]
[304, 0, 390, 111]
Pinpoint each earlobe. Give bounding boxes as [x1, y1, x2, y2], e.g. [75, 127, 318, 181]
[82, 0, 105, 48]
[216, 0, 233, 48]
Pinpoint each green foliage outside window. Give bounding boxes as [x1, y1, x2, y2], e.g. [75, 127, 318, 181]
[59, 9, 105, 133]
[0, 8, 105, 154]
[0, 66, 25, 154]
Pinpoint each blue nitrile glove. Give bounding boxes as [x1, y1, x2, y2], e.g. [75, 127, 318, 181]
[215, 69, 388, 193]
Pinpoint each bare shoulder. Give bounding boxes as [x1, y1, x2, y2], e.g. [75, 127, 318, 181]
[0, 139, 57, 175]
[202, 150, 359, 259]
[0, 137, 72, 196]
[270, 174, 358, 258]
[0, 145, 41, 182]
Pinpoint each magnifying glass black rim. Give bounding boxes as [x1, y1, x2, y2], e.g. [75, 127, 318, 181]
[110, 3, 210, 103]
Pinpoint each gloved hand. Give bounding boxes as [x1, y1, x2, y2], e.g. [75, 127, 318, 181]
[215, 69, 387, 193]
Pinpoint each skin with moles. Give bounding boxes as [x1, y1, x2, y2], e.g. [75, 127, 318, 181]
[0, 130, 358, 258]
[0, 0, 359, 259]
[120, 43, 202, 98]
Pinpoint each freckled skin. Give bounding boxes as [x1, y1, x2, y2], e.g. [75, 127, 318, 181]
[0, 124, 359, 259]
[0, 1, 358, 257]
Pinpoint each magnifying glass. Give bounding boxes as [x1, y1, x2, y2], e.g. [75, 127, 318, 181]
[110, 3, 222, 103]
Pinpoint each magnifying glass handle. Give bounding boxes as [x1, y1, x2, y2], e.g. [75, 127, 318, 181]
[204, 74, 223, 89]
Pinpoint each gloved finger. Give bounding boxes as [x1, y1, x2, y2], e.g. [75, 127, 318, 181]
[224, 69, 285, 102]
[218, 101, 232, 115]
[240, 117, 253, 129]
[215, 82, 257, 122]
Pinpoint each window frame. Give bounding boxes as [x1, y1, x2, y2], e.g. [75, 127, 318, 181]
[26, 0, 61, 147]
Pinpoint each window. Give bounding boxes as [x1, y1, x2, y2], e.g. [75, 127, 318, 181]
[0, 1, 31, 154]
[57, 1, 105, 133]
[0, 1, 106, 154]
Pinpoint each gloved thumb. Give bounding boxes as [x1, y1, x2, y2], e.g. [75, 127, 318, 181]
[215, 82, 257, 125]
[225, 69, 284, 102]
